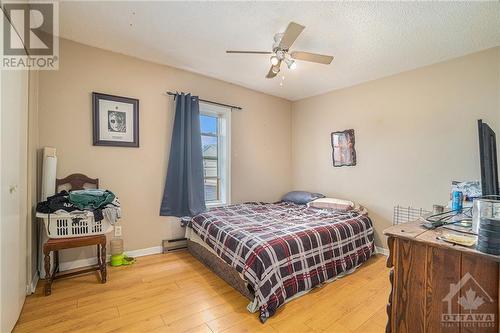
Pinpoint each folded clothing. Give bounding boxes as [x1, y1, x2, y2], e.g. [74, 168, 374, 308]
[102, 197, 121, 225]
[37, 189, 120, 224]
[36, 191, 78, 214]
[69, 189, 115, 210]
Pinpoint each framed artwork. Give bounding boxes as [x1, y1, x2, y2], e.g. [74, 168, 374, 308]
[92, 92, 139, 147]
[331, 129, 356, 167]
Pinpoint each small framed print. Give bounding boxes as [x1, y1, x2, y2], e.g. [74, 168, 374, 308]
[92, 92, 139, 147]
[331, 129, 356, 167]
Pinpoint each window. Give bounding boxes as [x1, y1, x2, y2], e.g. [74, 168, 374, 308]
[200, 102, 230, 206]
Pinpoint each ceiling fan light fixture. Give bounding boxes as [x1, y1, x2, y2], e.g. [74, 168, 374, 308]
[270, 55, 279, 66]
[226, 22, 333, 79]
[285, 58, 297, 70]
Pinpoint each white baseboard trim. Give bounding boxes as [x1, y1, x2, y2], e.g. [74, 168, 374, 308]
[127, 245, 163, 258]
[27, 272, 39, 294]
[375, 246, 389, 256]
[58, 245, 163, 272]
[59, 257, 99, 272]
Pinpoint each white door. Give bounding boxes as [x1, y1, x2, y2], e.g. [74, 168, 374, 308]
[0, 68, 29, 332]
[0, 9, 29, 330]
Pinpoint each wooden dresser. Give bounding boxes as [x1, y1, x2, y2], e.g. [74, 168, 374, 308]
[384, 221, 499, 333]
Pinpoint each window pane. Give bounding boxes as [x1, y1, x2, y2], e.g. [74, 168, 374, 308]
[203, 158, 217, 178]
[200, 112, 222, 203]
[204, 178, 218, 202]
[202, 135, 217, 158]
[200, 115, 217, 135]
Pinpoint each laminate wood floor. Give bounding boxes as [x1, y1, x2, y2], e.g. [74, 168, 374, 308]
[14, 251, 389, 333]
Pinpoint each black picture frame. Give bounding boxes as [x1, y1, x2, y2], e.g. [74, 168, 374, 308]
[92, 92, 139, 147]
[331, 129, 356, 167]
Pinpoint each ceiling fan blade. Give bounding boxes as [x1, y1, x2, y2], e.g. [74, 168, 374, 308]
[278, 22, 305, 50]
[291, 51, 334, 64]
[266, 65, 279, 79]
[226, 50, 272, 54]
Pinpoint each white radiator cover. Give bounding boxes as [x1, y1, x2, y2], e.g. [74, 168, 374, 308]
[162, 238, 187, 252]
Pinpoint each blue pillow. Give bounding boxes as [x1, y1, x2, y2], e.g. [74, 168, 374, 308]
[281, 191, 325, 205]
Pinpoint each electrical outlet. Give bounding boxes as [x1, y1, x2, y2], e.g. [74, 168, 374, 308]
[114, 225, 122, 237]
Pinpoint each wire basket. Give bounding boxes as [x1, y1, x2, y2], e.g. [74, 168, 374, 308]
[36, 212, 113, 238]
[393, 205, 431, 225]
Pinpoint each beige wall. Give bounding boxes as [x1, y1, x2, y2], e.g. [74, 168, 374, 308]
[38, 39, 292, 263]
[38, 40, 500, 263]
[292, 47, 500, 248]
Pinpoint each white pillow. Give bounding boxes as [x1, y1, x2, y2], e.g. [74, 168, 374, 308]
[308, 198, 355, 211]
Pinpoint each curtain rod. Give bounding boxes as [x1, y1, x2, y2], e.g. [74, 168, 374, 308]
[165, 91, 242, 111]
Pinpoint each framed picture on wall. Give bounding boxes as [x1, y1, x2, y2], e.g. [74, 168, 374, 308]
[92, 92, 139, 147]
[331, 129, 356, 167]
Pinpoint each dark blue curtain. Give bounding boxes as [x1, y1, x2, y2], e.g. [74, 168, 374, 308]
[160, 93, 206, 217]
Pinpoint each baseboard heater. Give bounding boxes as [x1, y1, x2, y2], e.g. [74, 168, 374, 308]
[162, 238, 187, 253]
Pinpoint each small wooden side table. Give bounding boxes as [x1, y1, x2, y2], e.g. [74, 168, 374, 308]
[43, 234, 107, 296]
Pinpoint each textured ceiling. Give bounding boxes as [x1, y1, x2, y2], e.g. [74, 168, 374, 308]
[59, 1, 500, 101]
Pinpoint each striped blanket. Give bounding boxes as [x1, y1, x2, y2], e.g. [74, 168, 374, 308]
[190, 201, 374, 322]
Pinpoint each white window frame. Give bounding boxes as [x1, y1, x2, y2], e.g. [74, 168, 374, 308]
[200, 102, 231, 207]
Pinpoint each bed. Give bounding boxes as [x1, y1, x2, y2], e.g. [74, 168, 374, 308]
[185, 201, 374, 322]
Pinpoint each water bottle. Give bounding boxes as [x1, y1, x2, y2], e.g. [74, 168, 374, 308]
[451, 191, 463, 212]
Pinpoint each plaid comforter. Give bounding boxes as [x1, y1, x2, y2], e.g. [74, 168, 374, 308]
[190, 202, 374, 322]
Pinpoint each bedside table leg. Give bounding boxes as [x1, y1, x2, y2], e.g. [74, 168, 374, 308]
[100, 243, 107, 283]
[44, 251, 52, 296]
[54, 250, 59, 273]
[97, 244, 101, 267]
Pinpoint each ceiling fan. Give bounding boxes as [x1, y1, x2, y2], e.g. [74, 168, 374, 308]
[226, 22, 334, 79]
